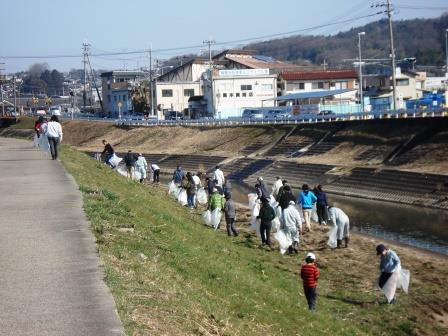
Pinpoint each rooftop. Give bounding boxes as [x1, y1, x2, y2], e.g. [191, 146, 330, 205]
[280, 70, 358, 81]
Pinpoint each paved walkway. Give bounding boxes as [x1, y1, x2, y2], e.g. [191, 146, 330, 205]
[0, 138, 123, 336]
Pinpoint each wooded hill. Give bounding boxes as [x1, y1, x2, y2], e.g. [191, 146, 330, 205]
[245, 14, 448, 67]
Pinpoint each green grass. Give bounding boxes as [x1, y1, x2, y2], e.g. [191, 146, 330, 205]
[60, 145, 445, 336]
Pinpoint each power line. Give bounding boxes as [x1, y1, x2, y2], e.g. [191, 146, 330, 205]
[0, 12, 383, 60]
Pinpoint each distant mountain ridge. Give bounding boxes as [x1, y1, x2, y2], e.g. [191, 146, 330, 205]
[245, 14, 448, 67]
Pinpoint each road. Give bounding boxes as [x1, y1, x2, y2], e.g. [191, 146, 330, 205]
[0, 137, 123, 336]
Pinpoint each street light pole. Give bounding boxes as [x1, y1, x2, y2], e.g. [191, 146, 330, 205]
[358, 32, 366, 113]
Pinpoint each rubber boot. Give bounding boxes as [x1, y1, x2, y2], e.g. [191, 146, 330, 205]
[293, 241, 299, 254]
[288, 245, 294, 254]
[344, 237, 350, 248]
[337, 239, 342, 248]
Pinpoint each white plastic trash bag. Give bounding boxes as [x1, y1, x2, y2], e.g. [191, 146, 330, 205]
[248, 193, 258, 209]
[109, 153, 122, 167]
[397, 267, 411, 294]
[168, 181, 177, 196]
[380, 266, 410, 303]
[252, 202, 260, 218]
[211, 209, 222, 230]
[272, 217, 281, 233]
[269, 195, 279, 208]
[197, 188, 208, 205]
[38, 135, 50, 153]
[178, 189, 188, 206]
[116, 165, 128, 177]
[311, 204, 318, 223]
[33, 134, 39, 148]
[275, 206, 282, 219]
[202, 210, 212, 226]
[250, 216, 260, 236]
[274, 230, 292, 254]
[327, 225, 338, 249]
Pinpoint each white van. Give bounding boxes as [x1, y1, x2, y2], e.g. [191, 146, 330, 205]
[50, 106, 62, 116]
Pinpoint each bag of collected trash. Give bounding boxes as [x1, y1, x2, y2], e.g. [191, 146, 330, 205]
[397, 267, 411, 294]
[197, 188, 208, 205]
[275, 206, 282, 219]
[252, 202, 260, 218]
[168, 181, 177, 196]
[311, 204, 318, 223]
[178, 189, 188, 206]
[38, 135, 50, 153]
[33, 134, 39, 148]
[269, 195, 279, 209]
[380, 265, 410, 303]
[109, 153, 122, 167]
[327, 225, 338, 249]
[250, 216, 260, 236]
[274, 230, 292, 254]
[248, 193, 258, 209]
[202, 210, 212, 226]
[211, 208, 222, 230]
[116, 165, 128, 177]
[271, 217, 281, 232]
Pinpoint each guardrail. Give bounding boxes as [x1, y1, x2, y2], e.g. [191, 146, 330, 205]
[114, 109, 448, 127]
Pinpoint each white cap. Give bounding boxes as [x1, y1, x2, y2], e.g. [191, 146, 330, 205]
[258, 176, 263, 181]
[212, 188, 218, 192]
[306, 252, 316, 261]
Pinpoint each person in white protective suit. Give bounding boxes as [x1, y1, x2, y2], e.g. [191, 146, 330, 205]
[281, 201, 302, 254]
[213, 165, 225, 187]
[328, 206, 350, 248]
[135, 153, 148, 183]
[271, 176, 283, 198]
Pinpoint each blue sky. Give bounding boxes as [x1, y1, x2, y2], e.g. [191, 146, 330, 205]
[0, 0, 447, 72]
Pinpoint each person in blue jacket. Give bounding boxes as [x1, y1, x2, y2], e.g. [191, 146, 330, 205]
[172, 165, 185, 186]
[298, 184, 317, 232]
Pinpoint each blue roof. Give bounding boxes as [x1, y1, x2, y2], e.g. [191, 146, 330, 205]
[265, 89, 356, 101]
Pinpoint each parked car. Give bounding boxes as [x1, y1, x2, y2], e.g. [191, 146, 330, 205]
[36, 107, 47, 115]
[242, 109, 264, 119]
[165, 111, 183, 120]
[49, 106, 62, 116]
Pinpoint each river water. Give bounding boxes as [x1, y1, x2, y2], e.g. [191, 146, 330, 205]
[229, 180, 448, 255]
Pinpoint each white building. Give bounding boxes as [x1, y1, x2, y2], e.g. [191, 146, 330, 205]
[203, 68, 277, 118]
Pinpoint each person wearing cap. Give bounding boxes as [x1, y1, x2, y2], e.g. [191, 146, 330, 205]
[135, 153, 148, 183]
[376, 244, 401, 303]
[255, 177, 270, 202]
[281, 200, 302, 254]
[272, 176, 283, 198]
[223, 194, 238, 237]
[328, 206, 350, 248]
[213, 165, 225, 187]
[257, 198, 276, 248]
[298, 184, 317, 232]
[301, 252, 320, 311]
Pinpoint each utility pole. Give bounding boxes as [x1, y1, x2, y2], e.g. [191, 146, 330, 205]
[321, 59, 327, 71]
[149, 45, 155, 118]
[13, 75, 17, 116]
[82, 42, 90, 112]
[386, 0, 397, 111]
[203, 39, 216, 118]
[358, 32, 366, 113]
[0, 62, 4, 116]
[203, 38, 216, 70]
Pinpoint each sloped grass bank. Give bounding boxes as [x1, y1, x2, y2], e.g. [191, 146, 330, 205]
[60, 146, 447, 336]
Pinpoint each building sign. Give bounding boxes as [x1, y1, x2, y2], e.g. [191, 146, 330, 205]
[219, 69, 270, 77]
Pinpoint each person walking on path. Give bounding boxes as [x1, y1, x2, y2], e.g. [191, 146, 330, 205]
[281, 201, 302, 254]
[173, 165, 185, 186]
[45, 115, 63, 160]
[298, 184, 317, 232]
[151, 163, 160, 183]
[376, 244, 401, 304]
[257, 198, 276, 248]
[272, 176, 283, 198]
[301, 252, 320, 311]
[255, 177, 270, 202]
[328, 206, 350, 248]
[124, 150, 138, 180]
[315, 185, 328, 225]
[213, 165, 225, 187]
[223, 194, 238, 237]
[101, 140, 115, 168]
[135, 153, 148, 183]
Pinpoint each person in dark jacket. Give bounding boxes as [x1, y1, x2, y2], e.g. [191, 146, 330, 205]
[101, 140, 115, 167]
[223, 175, 232, 198]
[185, 172, 196, 209]
[278, 185, 296, 210]
[223, 194, 238, 237]
[275, 180, 288, 203]
[255, 177, 270, 201]
[172, 165, 185, 185]
[124, 150, 138, 179]
[257, 198, 276, 247]
[205, 176, 214, 195]
[315, 185, 328, 225]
